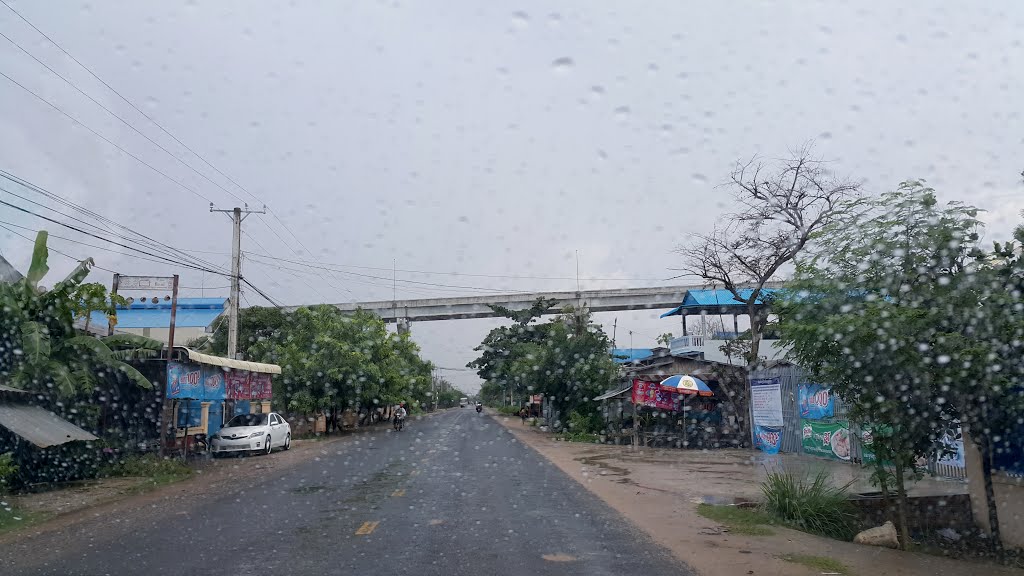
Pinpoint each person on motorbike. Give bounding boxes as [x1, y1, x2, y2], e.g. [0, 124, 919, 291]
[475, 402, 482, 413]
[394, 402, 408, 430]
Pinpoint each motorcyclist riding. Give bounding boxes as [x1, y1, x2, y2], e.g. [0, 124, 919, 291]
[475, 402, 482, 413]
[393, 402, 408, 431]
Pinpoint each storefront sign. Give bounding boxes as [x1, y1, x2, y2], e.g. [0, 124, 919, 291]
[202, 367, 226, 400]
[226, 371, 251, 400]
[798, 383, 835, 420]
[801, 419, 852, 461]
[754, 424, 783, 454]
[167, 361, 203, 399]
[631, 379, 680, 411]
[750, 377, 784, 427]
[250, 373, 272, 399]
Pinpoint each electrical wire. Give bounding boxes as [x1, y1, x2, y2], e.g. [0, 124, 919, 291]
[0, 221, 116, 273]
[0, 170, 228, 274]
[244, 252, 528, 294]
[0, 28, 247, 205]
[0, 69, 215, 205]
[0, 198, 231, 276]
[0, 1, 349, 297]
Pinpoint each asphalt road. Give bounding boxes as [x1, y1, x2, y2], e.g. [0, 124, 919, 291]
[1, 409, 691, 576]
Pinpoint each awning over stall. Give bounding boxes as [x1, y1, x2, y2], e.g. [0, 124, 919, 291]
[593, 385, 633, 401]
[180, 348, 281, 374]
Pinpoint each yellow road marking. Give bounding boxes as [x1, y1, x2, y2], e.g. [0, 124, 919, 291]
[355, 521, 380, 535]
[410, 469, 421, 476]
[391, 489, 406, 497]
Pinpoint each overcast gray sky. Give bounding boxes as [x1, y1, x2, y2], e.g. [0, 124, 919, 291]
[1, 1, 1022, 393]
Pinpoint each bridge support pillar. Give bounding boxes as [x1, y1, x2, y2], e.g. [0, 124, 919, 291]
[397, 318, 411, 335]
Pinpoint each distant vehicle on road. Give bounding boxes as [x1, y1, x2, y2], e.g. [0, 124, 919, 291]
[460, 397, 468, 407]
[211, 412, 291, 456]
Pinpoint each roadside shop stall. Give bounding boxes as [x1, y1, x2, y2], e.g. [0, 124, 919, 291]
[163, 347, 280, 454]
[627, 375, 721, 448]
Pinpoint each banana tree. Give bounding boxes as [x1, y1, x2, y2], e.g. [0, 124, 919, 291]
[0, 231, 155, 396]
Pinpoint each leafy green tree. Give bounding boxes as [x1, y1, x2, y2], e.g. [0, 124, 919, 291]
[469, 300, 616, 431]
[778, 182, 982, 547]
[209, 306, 289, 357]
[246, 306, 435, 430]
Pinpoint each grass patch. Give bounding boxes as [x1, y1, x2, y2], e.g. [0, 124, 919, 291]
[697, 503, 775, 536]
[557, 431, 602, 443]
[101, 454, 191, 492]
[781, 554, 848, 574]
[0, 506, 46, 534]
[761, 470, 856, 540]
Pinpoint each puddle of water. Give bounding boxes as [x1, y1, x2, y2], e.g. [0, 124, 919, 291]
[574, 454, 629, 477]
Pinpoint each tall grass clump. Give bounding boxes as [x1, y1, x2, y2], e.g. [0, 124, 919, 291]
[761, 469, 856, 540]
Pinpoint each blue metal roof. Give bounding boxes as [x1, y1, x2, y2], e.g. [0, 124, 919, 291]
[85, 298, 227, 329]
[660, 288, 781, 318]
[610, 348, 653, 364]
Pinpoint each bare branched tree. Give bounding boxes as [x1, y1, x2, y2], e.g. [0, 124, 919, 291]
[678, 145, 860, 368]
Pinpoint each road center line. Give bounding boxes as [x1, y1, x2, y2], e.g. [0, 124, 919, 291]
[391, 489, 406, 497]
[355, 521, 380, 535]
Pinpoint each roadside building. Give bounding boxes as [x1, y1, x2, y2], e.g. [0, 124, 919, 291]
[85, 297, 227, 344]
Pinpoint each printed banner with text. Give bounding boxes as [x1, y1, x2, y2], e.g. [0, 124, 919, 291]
[631, 379, 680, 411]
[801, 419, 852, 461]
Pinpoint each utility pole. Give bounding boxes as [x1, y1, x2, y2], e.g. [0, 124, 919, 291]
[211, 204, 265, 359]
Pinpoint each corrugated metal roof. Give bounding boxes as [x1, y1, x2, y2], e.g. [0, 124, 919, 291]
[86, 298, 227, 329]
[593, 385, 632, 401]
[0, 253, 23, 283]
[610, 348, 653, 364]
[660, 289, 782, 317]
[0, 403, 98, 447]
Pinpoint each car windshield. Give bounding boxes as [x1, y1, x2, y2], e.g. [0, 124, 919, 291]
[2, 3, 1022, 575]
[226, 414, 268, 428]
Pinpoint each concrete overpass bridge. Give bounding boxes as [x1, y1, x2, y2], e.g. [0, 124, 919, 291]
[285, 282, 784, 331]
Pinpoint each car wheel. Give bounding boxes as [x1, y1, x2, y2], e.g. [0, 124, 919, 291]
[264, 435, 272, 455]
[284, 434, 291, 450]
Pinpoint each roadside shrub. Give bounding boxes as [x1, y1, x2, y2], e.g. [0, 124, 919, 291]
[761, 469, 856, 540]
[568, 410, 602, 434]
[102, 454, 191, 480]
[496, 405, 520, 416]
[0, 453, 17, 492]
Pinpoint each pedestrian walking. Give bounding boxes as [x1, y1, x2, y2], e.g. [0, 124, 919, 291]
[519, 406, 528, 425]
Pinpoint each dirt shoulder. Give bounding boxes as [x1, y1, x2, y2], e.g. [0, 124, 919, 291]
[0, 417, 405, 545]
[495, 414, 1022, 576]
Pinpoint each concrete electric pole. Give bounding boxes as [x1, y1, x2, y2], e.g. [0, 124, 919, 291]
[211, 204, 265, 359]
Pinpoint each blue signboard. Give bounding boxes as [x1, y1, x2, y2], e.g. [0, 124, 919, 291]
[754, 424, 783, 454]
[167, 361, 203, 399]
[798, 383, 835, 420]
[201, 367, 226, 400]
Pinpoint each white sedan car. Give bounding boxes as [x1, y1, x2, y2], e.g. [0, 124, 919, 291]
[211, 412, 291, 456]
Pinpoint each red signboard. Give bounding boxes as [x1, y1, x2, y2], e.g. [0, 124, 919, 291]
[631, 379, 680, 410]
[226, 371, 251, 400]
[250, 373, 272, 399]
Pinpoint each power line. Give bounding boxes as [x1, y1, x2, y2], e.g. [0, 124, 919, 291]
[0, 28, 247, 206]
[243, 252, 526, 293]
[0, 170, 230, 274]
[0, 197, 231, 276]
[201, 248, 664, 282]
[0, 221, 116, 273]
[0, 70, 216, 205]
[0, 0, 339, 294]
